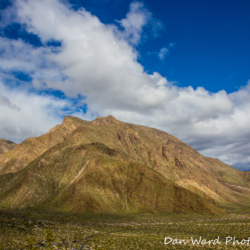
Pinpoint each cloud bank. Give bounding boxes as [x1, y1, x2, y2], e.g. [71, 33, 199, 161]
[0, 0, 250, 169]
[0, 82, 67, 142]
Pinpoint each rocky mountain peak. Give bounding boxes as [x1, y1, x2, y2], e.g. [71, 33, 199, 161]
[0, 115, 249, 215]
[92, 115, 119, 125]
[0, 138, 17, 154]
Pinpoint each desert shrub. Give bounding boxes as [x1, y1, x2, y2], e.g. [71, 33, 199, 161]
[45, 228, 55, 250]
[26, 237, 35, 250]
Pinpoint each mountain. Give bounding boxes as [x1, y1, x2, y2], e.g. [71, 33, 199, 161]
[0, 115, 249, 214]
[0, 146, 222, 214]
[0, 138, 16, 154]
[0, 116, 87, 175]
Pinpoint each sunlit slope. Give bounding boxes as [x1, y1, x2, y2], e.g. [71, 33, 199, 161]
[0, 115, 249, 211]
[0, 140, 223, 214]
[0, 116, 87, 174]
[0, 139, 16, 154]
[62, 115, 250, 206]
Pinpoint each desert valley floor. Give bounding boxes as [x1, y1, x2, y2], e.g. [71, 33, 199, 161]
[2, 208, 250, 249]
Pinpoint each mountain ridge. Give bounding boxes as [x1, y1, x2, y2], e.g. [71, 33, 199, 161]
[0, 138, 16, 155]
[0, 115, 249, 214]
[0, 116, 87, 175]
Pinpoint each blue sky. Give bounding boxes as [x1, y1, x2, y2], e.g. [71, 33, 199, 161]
[65, 0, 250, 93]
[0, 0, 250, 170]
[2, 0, 250, 93]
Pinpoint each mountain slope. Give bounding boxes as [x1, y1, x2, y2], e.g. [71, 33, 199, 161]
[0, 115, 249, 213]
[61, 115, 250, 206]
[0, 139, 16, 154]
[0, 116, 87, 175]
[0, 141, 223, 214]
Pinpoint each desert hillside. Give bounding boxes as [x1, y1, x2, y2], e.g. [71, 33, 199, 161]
[0, 138, 16, 154]
[0, 115, 249, 214]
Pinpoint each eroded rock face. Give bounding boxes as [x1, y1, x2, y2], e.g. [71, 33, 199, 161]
[0, 138, 16, 154]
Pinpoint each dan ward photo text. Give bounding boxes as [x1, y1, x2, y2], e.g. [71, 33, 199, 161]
[164, 237, 250, 246]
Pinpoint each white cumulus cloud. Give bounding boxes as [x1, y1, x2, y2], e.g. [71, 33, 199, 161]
[0, 82, 70, 142]
[0, 0, 250, 169]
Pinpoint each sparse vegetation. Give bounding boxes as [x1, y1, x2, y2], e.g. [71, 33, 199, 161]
[45, 228, 55, 249]
[1, 116, 250, 249]
[26, 237, 35, 250]
[1, 208, 250, 249]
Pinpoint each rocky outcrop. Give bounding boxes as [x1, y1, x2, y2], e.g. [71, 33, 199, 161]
[0, 139, 16, 154]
